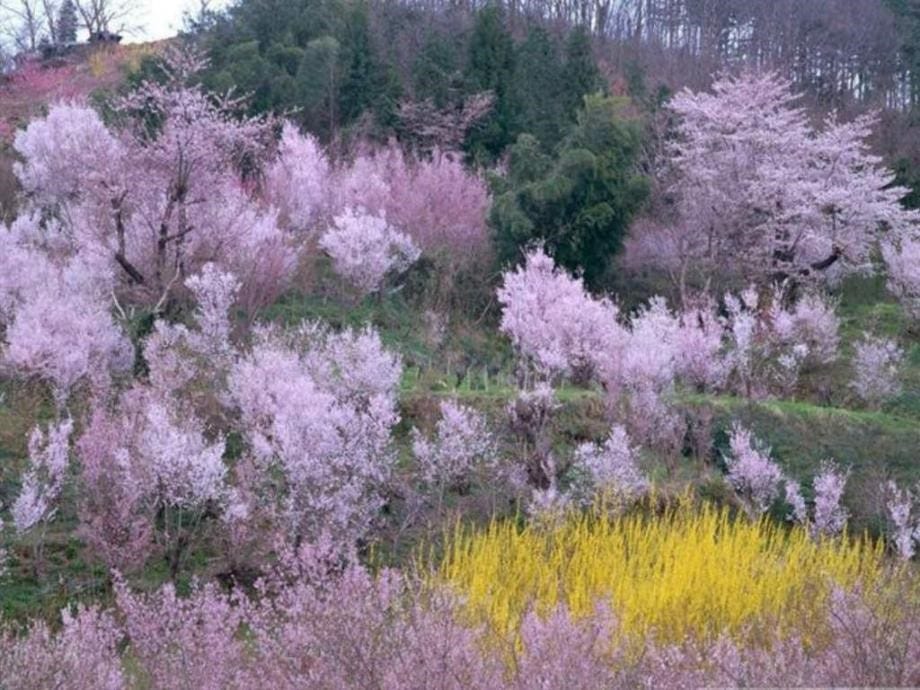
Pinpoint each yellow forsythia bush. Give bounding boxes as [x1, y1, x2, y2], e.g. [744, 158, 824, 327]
[431, 502, 886, 645]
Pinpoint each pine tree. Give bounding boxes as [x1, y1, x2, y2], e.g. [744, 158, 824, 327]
[338, 1, 402, 130]
[514, 25, 565, 149]
[464, 4, 517, 164]
[57, 0, 78, 45]
[491, 95, 649, 289]
[561, 26, 602, 119]
[412, 35, 461, 109]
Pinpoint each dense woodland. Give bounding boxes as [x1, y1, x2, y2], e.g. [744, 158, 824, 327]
[0, 0, 919, 687]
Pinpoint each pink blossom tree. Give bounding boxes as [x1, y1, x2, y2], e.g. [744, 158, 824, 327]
[228, 322, 401, 548]
[497, 247, 625, 382]
[319, 208, 420, 295]
[114, 577, 244, 690]
[11, 49, 287, 314]
[884, 481, 920, 560]
[411, 400, 493, 494]
[722, 286, 839, 399]
[785, 462, 850, 538]
[1, 216, 133, 407]
[76, 387, 228, 579]
[882, 236, 920, 321]
[333, 145, 491, 261]
[263, 122, 331, 234]
[571, 425, 647, 508]
[724, 423, 784, 518]
[644, 72, 920, 298]
[0, 605, 125, 690]
[76, 405, 155, 574]
[12, 101, 123, 209]
[11, 418, 73, 535]
[850, 334, 904, 408]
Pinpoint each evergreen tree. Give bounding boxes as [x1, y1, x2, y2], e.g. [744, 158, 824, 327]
[886, 0, 920, 108]
[413, 35, 461, 108]
[56, 0, 78, 45]
[514, 25, 566, 149]
[297, 35, 342, 138]
[490, 95, 649, 289]
[464, 4, 517, 164]
[561, 26, 602, 119]
[337, 2, 402, 131]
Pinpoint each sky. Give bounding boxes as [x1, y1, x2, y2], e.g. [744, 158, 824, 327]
[131, 0, 228, 42]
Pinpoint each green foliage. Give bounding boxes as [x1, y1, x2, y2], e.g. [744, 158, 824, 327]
[202, 0, 398, 139]
[890, 155, 920, 210]
[412, 35, 462, 108]
[561, 26, 603, 116]
[338, 1, 402, 130]
[886, 0, 920, 108]
[490, 94, 649, 288]
[297, 35, 342, 137]
[464, 5, 518, 164]
[513, 26, 565, 149]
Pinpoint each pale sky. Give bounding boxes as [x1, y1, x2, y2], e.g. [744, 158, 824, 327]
[130, 0, 229, 42]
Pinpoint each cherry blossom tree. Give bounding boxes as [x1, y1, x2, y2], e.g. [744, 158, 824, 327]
[723, 286, 839, 399]
[506, 383, 561, 492]
[497, 247, 624, 382]
[335, 146, 491, 261]
[882, 236, 920, 322]
[570, 425, 647, 507]
[724, 423, 784, 518]
[411, 400, 493, 492]
[850, 335, 904, 408]
[263, 122, 331, 234]
[884, 481, 920, 560]
[228, 322, 401, 548]
[11, 418, 73, 535]
[319, 208, 420, 295]
[0, 216, 133, 407]
[114, 577, 244, 690]
[642, 72, 920, 298]
[13, 102, 123, 209]
[76, 405, 155, 573]
[0, 605, 125, 690]
[11, 49, 286, 313]
[785, 462, 850, 538]
[76, 387, 228, 579]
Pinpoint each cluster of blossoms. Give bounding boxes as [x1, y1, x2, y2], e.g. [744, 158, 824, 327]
[634, 72, 920, 301]
[885, 482, 920, 560]
[785, 462, 850, 538]
[229, 321, 402, 547]
[723, 286, 840, 399]
[726, 423, 851, 533]
[881, 235, 920, 322]
[0, 215, 133, 406]
[497, 249, 842, 450]
[724, 423, 786, 518]
[411, 400, 493, 490]
[319, 209, 420, 295]
[11, 50, 294, 316]
[11, 419, 74, 533]
[265, 126, 491, 262]
[570, 426, 647, 507]
[497, 247, 622, 382]
[849, 334, 904, 408]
